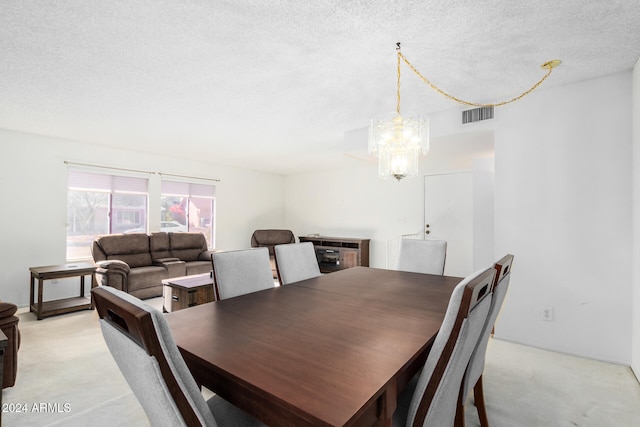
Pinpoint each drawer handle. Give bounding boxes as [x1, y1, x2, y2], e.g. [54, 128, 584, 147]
[172, 295, 179, 302]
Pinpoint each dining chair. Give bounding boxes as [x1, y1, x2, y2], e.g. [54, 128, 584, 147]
[396, 239, 447, 275]
[456, 254, 514, 427]
[92, 286, 265, 427]
[274, 242, 321, 285]
[212, 247, 275, 300]
[393, 267, 495, 427]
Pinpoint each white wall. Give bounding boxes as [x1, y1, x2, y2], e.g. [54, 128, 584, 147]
[0, 130, 285, 307]
[495, 72, 633, 364]
[632, 57, 640, 379]
[472, 157, 496, 272]
[285, 71, 634, 364]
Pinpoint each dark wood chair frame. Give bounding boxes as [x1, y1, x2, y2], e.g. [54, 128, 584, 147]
[92, 287, 204, 426]
[411, 268, 496, 427]
[454, 254, 514, 427]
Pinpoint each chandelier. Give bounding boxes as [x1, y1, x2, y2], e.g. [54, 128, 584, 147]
[368, 43, 561, 181]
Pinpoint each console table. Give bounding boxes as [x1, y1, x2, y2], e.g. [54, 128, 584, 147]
[29, 263, 96, 320]
[298, 235, 370, 273]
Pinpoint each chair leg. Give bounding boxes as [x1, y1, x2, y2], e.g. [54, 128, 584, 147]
[454, 391, 466, 427]
[474, 375, 490, 427]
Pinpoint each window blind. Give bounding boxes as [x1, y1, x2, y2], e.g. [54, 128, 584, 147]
[161, 180, 216, 198]
[68, 170, 148, 193]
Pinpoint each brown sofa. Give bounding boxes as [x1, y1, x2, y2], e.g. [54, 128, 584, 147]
[92, 232, 214, 299]
[250, 229, 295, 278]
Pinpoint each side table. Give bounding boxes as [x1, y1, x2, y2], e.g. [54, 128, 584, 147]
[162, 273, 215, 312]
[29, 263, 97, 320]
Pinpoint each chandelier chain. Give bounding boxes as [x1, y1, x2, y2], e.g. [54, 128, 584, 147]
[396, 48, 401, 114]
[397, 51, 555, 108]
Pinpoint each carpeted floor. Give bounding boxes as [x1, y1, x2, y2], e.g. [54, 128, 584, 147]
[3, 299, 640, 427]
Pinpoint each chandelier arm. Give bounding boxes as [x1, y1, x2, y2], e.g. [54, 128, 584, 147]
[398, 51, 555, 108]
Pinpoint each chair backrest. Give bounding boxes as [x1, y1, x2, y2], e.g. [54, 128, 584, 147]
[212, 247, 275, 300]
[92, 286, 216, 427]
[396, 239, 447, 275]
[461, 254, 515, 401]
[406, 267, 495, 427]
[274, 242, 321, 285]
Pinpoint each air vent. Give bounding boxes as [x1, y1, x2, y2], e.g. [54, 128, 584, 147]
[462, 106, 494, 124]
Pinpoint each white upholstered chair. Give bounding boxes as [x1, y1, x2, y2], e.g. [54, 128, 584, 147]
[212, 247, 275, 300]
[274, 242, 321, 285]
[396, 239, 447, 275]
[456, 254, 514, 427]
[393, 268, 495, 427]
[92, 286, 265, 427]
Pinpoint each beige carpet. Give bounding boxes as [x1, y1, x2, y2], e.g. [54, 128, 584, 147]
[3, 299, 639, 427]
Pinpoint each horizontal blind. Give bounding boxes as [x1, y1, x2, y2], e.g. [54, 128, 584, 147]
[161, 180, 216, 198]
[68, 170, 148, 193]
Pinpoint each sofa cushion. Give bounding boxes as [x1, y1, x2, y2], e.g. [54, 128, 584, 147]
[128, 266, 169, 292]
[169, 233, 207, 262]
[96, 234, 152, 268]
[150, 232, 172, 260]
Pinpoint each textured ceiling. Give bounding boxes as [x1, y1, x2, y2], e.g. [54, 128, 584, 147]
[2, 1, 640, 175]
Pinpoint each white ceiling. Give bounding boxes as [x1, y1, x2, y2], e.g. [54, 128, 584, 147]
[2, 1, 640, 175]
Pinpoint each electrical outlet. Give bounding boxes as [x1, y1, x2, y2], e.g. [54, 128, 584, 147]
[541, 307, 554, 322]
[51, 279, 59, 284]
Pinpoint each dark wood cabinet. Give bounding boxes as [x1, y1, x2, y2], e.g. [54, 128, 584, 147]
[298, 236, 370, 273]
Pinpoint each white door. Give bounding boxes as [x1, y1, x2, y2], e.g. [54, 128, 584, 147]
[424, 172, 473, 277]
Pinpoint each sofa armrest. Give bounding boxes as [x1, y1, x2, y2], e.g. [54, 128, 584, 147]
[0, 302, 17, 319]
[154, 258, 186, 278]
[95, 260, 130, 274]
[199, 250, 216, 261]
[95, 260, 130, 293]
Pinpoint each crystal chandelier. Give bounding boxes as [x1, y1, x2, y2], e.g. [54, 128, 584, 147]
[369, 112, 429, 181]
[369, 43, 560, 181]
[368, 44, 428, 181]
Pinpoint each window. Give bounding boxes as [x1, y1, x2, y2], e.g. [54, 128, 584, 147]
[116, 210, 141, 225]
[67, 170, 148, 259]
[161, 179, 216, 248]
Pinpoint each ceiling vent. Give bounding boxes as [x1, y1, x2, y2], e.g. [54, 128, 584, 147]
[462, 106, 494, 124]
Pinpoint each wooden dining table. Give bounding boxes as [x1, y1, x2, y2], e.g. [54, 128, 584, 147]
[165, 266, 461, 427]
